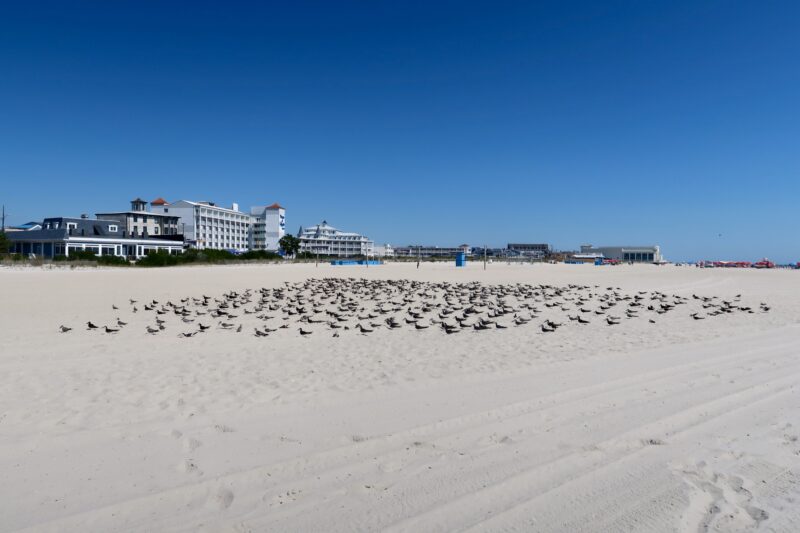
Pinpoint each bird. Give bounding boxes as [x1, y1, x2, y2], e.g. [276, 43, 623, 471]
[116, 319, 127, 327]
[112, 304, 119, 310]
[146, 326, 160, 334]
[104, 326, 119, 333]
[298, 327, 313, 336]
[179, 331, 197, 338]
[87, 321, 99, 330]
[59, 325, 72, 333]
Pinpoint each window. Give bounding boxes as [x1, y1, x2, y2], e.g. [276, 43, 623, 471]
[66, 222, 77, 230]
[108, 225, 118, 232]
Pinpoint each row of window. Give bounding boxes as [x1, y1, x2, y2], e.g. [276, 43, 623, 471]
[197, 209, 250, 222]
[622, 252, 656, 262]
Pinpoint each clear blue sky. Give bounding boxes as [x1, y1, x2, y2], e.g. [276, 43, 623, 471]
[1, 1, 798, 261]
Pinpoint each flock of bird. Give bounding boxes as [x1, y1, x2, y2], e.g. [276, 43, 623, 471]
[57, 277, 769, 339]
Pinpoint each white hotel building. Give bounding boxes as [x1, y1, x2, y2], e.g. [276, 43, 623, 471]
[250, 203, 286, 251]
[151, 200, 252, 252]
[297, 221, 374, 257]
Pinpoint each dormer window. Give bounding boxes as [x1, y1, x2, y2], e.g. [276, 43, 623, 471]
[66, 222, 77, 230]
[108, 225, 118, 232]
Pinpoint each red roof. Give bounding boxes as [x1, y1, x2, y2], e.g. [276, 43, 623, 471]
[266, 202, 284, 209]
[150, 197, 169, 206]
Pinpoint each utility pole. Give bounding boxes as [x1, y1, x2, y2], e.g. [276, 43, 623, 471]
[1, 205, 5, 232]
[417, 245, 420, 269]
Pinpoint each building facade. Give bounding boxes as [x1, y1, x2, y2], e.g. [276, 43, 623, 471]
[95, 198, 181, 239]
[507, 243, 551, 259]
[372, 244, 395, 257]
[393, 245, 471, 258]
[151, 200, 252, 252]
[297, 221, 374, 257]
[249, 203, 286, 251]
[579, 244, 662, 263]
[6, 216, 184, 259]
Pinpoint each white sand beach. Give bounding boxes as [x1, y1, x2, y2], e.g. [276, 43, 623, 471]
[1, 262, 798, 532]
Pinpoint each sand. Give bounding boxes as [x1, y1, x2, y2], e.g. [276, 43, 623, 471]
[1, 262, 798, 532]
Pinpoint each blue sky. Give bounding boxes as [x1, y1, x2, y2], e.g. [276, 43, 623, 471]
[1, 1, 798, 261]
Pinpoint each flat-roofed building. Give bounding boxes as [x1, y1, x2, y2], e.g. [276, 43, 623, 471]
[507, 243, 551, 259]
[579, 244, 662, 263]
[249, 203, 285, 251]
[372, 244, 395, 257]
[394, 244, 471, 258]
[151, 199, 252, 252]
[297, 220, 374, 257]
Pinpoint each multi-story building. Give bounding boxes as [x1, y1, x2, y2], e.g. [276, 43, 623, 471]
[579, 244, 662, 263]
[507, 243, 551, 259]
[6, 215, 184, 258]
[95, 198, 181, 239]
[393, 244, 471, 258]
[372, 244, 395, 257]
[249, 203, 286, 251]
[297, 221, 374, 257]
[151, 200, 252, 252]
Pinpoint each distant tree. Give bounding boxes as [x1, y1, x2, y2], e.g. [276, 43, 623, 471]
[279, 235, 301, 257]
[0, 231, 9, 254]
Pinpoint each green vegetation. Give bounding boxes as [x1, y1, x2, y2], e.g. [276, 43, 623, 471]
[279, 235, 301, 256]
[135, 250, 185, 267]
[1, 241, 284, 268]
[50, 250, 131, 266]
[238, 250, 282, 261]
[98, 255, 131, 266]
[136, 248, 284, 267]
[0, 231, 9, 254]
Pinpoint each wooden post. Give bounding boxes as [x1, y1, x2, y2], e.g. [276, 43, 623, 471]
[484, 245, 487, 270]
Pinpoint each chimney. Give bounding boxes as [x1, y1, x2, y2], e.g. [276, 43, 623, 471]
[81, 214, 88, 219]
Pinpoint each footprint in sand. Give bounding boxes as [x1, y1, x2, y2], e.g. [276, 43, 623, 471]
[679, 462, 769, 530]
[183, 437, 202, 452]
[213, 487, 235, 510]
[178, 458, 202, 475]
